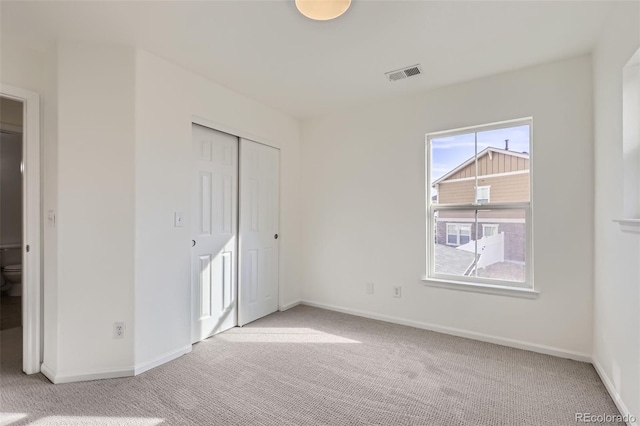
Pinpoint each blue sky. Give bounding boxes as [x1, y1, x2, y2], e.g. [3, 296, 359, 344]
[431, 125, 530, 182]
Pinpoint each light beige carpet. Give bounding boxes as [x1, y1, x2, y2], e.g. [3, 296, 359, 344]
[0, 305, 621, 425]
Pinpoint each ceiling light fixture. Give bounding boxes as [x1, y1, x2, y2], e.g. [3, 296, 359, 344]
[295, 0, 351, 21]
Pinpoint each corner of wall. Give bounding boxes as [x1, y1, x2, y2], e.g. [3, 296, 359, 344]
[42, 43, 60, 374]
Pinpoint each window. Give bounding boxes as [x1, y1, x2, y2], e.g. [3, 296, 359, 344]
[426, 118, 532, 290]
[482, 224, 499, 237]
[619, 47, 640, 233]
[446, 223, 472, 246]
[476, 186, 490, 204]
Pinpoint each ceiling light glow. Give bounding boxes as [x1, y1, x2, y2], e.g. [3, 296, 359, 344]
[295, 0, 351, 21]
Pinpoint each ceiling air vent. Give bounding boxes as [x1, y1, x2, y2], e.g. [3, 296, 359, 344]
[385, 64, 423, 82]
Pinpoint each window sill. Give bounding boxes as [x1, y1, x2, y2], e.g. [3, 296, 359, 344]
[614, 219, 640, 234]
[421, 278, 539, 299]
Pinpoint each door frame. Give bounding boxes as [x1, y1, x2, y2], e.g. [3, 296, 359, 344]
[1, 84, 42, 374]
[190, 116, 283, 321]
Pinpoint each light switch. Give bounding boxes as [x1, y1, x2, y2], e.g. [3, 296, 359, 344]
[47, 210, 56, 227]
[174, 212, 185, 227]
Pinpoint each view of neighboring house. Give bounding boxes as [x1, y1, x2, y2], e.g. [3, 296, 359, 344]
[432, 144, 529, 281]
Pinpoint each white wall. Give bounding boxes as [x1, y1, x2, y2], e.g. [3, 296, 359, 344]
[301, 55, 594, 358]
[0, 41, 47, 95]
[47, 42, 136, 379]
[134, 51, 301, 368]
[593, 1, 640, 420]
[42, 46, 59, 370]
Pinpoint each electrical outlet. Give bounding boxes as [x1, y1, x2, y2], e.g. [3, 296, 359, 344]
[113, 322, 125, 339]
[393, 286, 402, 298]
[365, 282, 374, 295]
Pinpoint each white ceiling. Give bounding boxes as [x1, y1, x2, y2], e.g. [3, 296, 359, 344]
[1, 1, 614, 118]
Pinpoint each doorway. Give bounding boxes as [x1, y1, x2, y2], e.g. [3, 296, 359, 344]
[0, 85, 41, 375]
[1, 98, 24, 337]
[190, 123, 280, 344]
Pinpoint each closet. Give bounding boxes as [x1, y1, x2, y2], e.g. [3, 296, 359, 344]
[191, 124, 280, 343]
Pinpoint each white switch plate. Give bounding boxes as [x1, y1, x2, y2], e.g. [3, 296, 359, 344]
[47, 210, 56, 227]
[393, 286, 402, 298]
[174, 212, 185, 227]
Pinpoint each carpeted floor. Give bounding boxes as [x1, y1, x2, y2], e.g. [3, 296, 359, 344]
[0, 305, 621, 425]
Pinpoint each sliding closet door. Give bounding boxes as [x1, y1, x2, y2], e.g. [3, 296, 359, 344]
[238, 139, 280, 326]
[191, 124, 238, 343]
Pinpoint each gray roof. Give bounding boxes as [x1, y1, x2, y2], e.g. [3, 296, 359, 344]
[434, 244, 476, 276]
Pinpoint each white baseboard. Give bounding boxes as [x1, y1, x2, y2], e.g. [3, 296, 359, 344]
[301, 300, 592, 362]
[280, 300, 302, 311]
[40, 363, 55, 383]
[134, 345, 192, 376]
[592, 359, 638, 426]
[41, 362, 133, 384]
[40, 344, 193, 383]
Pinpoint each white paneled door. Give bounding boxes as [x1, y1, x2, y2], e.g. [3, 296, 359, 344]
[239, 139, 280, 326]
[191, 124, 238, 343]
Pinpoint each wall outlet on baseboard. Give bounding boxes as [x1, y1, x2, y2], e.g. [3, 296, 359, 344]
[393, 286, 402, 298]
[113, 322, 125, 339]
[365, 282, 374, 295]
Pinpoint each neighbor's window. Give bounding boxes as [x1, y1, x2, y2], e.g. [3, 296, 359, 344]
[446, 223, 471, 246]
[476, 186, 490, 204]
[482, 224, 499, 238]
[426, 118, 532, 288]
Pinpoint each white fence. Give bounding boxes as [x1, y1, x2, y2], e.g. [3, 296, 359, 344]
[457, 232, 504, 269]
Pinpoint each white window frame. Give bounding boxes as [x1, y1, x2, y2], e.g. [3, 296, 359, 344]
[424, 118, 536, 297]
[482, 224, 499, 237]
[476, 185, 490, 204]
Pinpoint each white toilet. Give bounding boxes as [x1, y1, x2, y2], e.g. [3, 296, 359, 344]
[2, 264, 22, 297]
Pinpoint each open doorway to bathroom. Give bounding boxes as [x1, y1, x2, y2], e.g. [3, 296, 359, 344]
[0, 97, 24, 367]
[0, 85, 41, 375]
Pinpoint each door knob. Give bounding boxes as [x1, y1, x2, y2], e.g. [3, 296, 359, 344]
[274, 234, 278, 240]
[192, 240, 196, 247]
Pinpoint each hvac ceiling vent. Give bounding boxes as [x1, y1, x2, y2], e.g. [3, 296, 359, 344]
[385, 64, 423, 82]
